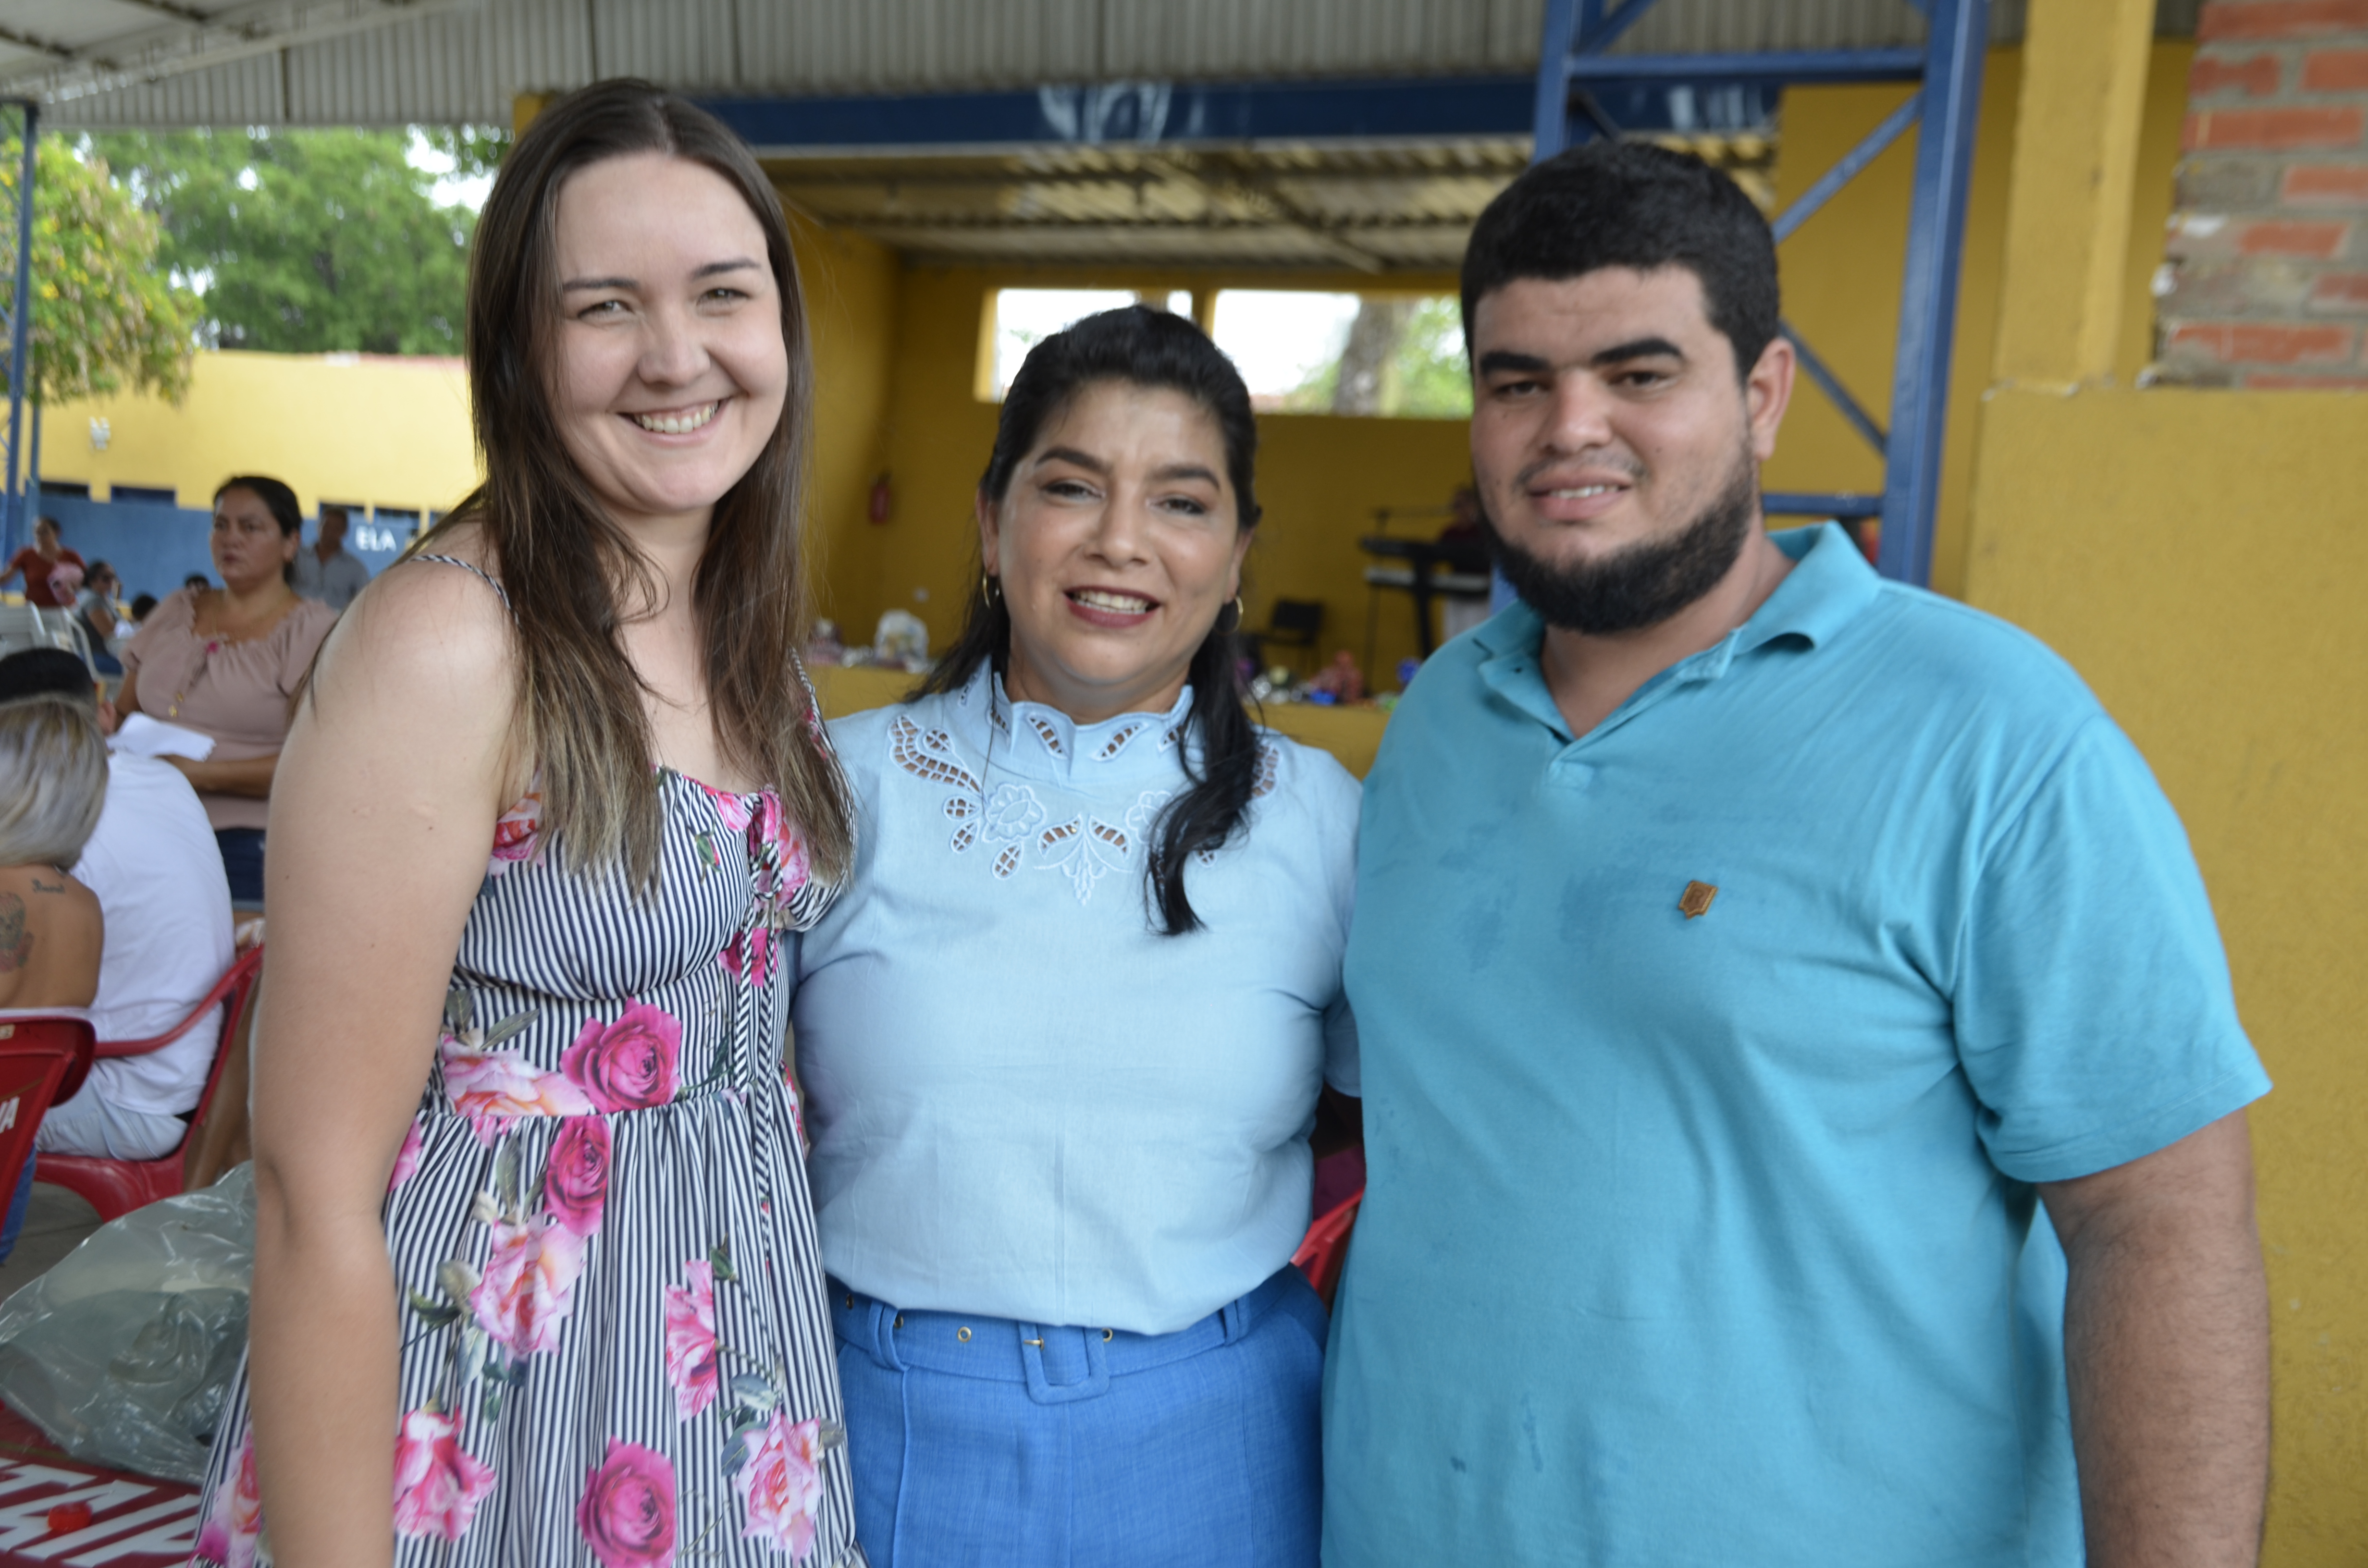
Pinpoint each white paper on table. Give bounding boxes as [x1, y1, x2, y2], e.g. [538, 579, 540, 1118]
[109, 712, 216, 761]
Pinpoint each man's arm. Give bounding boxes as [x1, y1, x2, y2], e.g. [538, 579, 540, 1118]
[2037, 1109, 2269, 1568]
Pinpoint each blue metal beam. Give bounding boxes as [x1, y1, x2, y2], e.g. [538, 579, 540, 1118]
[1534, 0, 1582, 159]
[1575, 0, 1663, 56]
[1770, 90, 1921, 244]
[1878, 0, 1990, 587]
[1566, 48, 1927, 86]
[4, 100, 31, 561]
[1780, 321, 1889, 458]
[1764, 492, 1884, 518]
[706, 74, 1776, 157]
[707, 77, 1544, 152]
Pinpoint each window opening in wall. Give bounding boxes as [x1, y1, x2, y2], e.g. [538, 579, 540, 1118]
[985, 288, 1138, 399]
[1210, 291, 1470, 418]
[109, 485, 178, 506]
[356, 508, 420, 553]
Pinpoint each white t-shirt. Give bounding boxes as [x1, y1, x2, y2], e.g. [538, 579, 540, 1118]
[69, 755, 237, 1117]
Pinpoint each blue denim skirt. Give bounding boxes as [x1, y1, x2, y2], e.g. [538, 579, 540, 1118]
[831, 1267, 1325, 1568]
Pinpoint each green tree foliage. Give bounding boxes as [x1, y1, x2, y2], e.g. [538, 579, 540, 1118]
[1281, 294, 1471, 419]
[1391, 297, 1474, 419]
[0, 136, 200, 404]
[418, 125, 511, 181]
[87, 128, 483, 356]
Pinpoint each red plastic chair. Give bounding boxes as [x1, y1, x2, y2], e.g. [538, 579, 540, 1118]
[36, 945, 263, 1222]
[0, 1015, 96, 1224]
[1291, 1184, 1364, 1310]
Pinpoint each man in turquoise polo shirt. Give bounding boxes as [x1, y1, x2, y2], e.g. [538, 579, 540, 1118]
[1323, 142, 2272, 1567]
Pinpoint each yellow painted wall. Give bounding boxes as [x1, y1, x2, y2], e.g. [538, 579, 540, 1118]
[789, 216, 903, 628]
[1965, 391, 2366, 1562]
[38, 349, 479, 517]
[1769, 42, 2192, 599]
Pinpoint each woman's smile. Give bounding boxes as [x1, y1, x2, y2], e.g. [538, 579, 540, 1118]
[626, 399, 725, 437]
[1064, 585, 1160, 627]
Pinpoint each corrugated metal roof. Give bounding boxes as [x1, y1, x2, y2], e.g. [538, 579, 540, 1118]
[4, 0, 2190, 275]
[8, 0, 2202, 129]
[767, 137, 1658, 273]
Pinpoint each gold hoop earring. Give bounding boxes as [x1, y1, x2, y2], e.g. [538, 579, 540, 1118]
[1219, 596, 1243, 634]
[980, 571, 999, 608]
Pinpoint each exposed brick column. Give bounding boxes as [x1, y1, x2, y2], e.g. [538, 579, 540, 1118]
[2157, 0, 2368, 386]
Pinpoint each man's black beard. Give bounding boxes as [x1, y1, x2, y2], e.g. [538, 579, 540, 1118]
[1481, 451, 1759, 636]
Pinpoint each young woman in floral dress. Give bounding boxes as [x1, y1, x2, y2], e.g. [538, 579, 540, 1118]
[189, 80, 862, 1568]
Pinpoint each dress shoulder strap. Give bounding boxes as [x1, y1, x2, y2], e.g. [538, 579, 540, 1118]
[408, 552, 514, 617]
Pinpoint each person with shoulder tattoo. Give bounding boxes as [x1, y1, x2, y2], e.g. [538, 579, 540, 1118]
[0, 692, 109, 1261]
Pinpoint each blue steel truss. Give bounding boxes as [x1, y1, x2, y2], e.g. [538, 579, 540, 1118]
[1, 98, 30, 561]
[702, 74, 1775, 156]
[1531, 0, 1992, 586]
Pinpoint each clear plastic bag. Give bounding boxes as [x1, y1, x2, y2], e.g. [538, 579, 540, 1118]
[0, 1163, 253, 1482]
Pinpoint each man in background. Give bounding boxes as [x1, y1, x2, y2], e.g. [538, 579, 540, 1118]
[292, 504, 370, 612]
[1323, 142, 2270, 1567]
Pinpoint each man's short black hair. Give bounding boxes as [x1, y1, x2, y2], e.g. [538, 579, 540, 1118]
[1461, 140, 1780, 382]
[0, 649, 97, 708]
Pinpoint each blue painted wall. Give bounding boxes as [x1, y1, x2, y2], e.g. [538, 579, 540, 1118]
[36, 493, 416, 604]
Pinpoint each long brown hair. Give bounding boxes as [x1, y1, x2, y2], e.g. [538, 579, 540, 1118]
[418, 79, 852, 890]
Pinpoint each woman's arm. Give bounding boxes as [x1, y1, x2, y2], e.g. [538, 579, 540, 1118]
[246, 562, 516, 1568]
[167, 753, 279, 798]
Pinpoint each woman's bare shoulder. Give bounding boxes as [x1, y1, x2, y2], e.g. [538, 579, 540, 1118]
[301, 536, 520, 778]
[0, 866, 102, 1009]
[324, 540, 513, 689]
[0, 864, 102, 918]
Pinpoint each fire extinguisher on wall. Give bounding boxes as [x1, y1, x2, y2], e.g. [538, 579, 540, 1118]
[868, 472, 893, 525]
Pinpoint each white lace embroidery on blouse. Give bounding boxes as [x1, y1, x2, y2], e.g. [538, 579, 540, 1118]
[889, 703, 1276, 905]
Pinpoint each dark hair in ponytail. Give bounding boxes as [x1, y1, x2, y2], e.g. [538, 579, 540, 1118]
[919, 304, 1262, 936]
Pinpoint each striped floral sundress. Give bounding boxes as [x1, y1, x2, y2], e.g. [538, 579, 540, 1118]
[189, 674, 861, 1566]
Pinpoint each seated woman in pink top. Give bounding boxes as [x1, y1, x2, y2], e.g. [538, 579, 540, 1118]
[117, 475, 336, 905]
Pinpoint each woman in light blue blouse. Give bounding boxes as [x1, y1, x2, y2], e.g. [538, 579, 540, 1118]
[792, 306, 1358, 1566]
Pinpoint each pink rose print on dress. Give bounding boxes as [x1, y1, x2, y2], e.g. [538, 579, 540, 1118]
[469, 1213, 588, 1358]
[392, 1407, 499, 1541]
[577, 1438, 679, 1568]
[719, 929, 777, 992]
[387, 1118, 424, 1192]
[781, 1067, 809, 1152]
[561, 1001, 683, 1113]
[543, 1116, 612, 1236]
[487, 789, 544, 877]
[751, 790, 812, 908]
[697, 781, 755, 833]
[195, 1425, 263, 1568]
[733, 1410, 825, 1560]
[443, 1040, 594, 1145]
[661, 1258, 719, 1420]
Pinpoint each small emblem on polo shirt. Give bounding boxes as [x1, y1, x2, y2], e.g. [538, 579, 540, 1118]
[1679, 881, 1718, 919]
